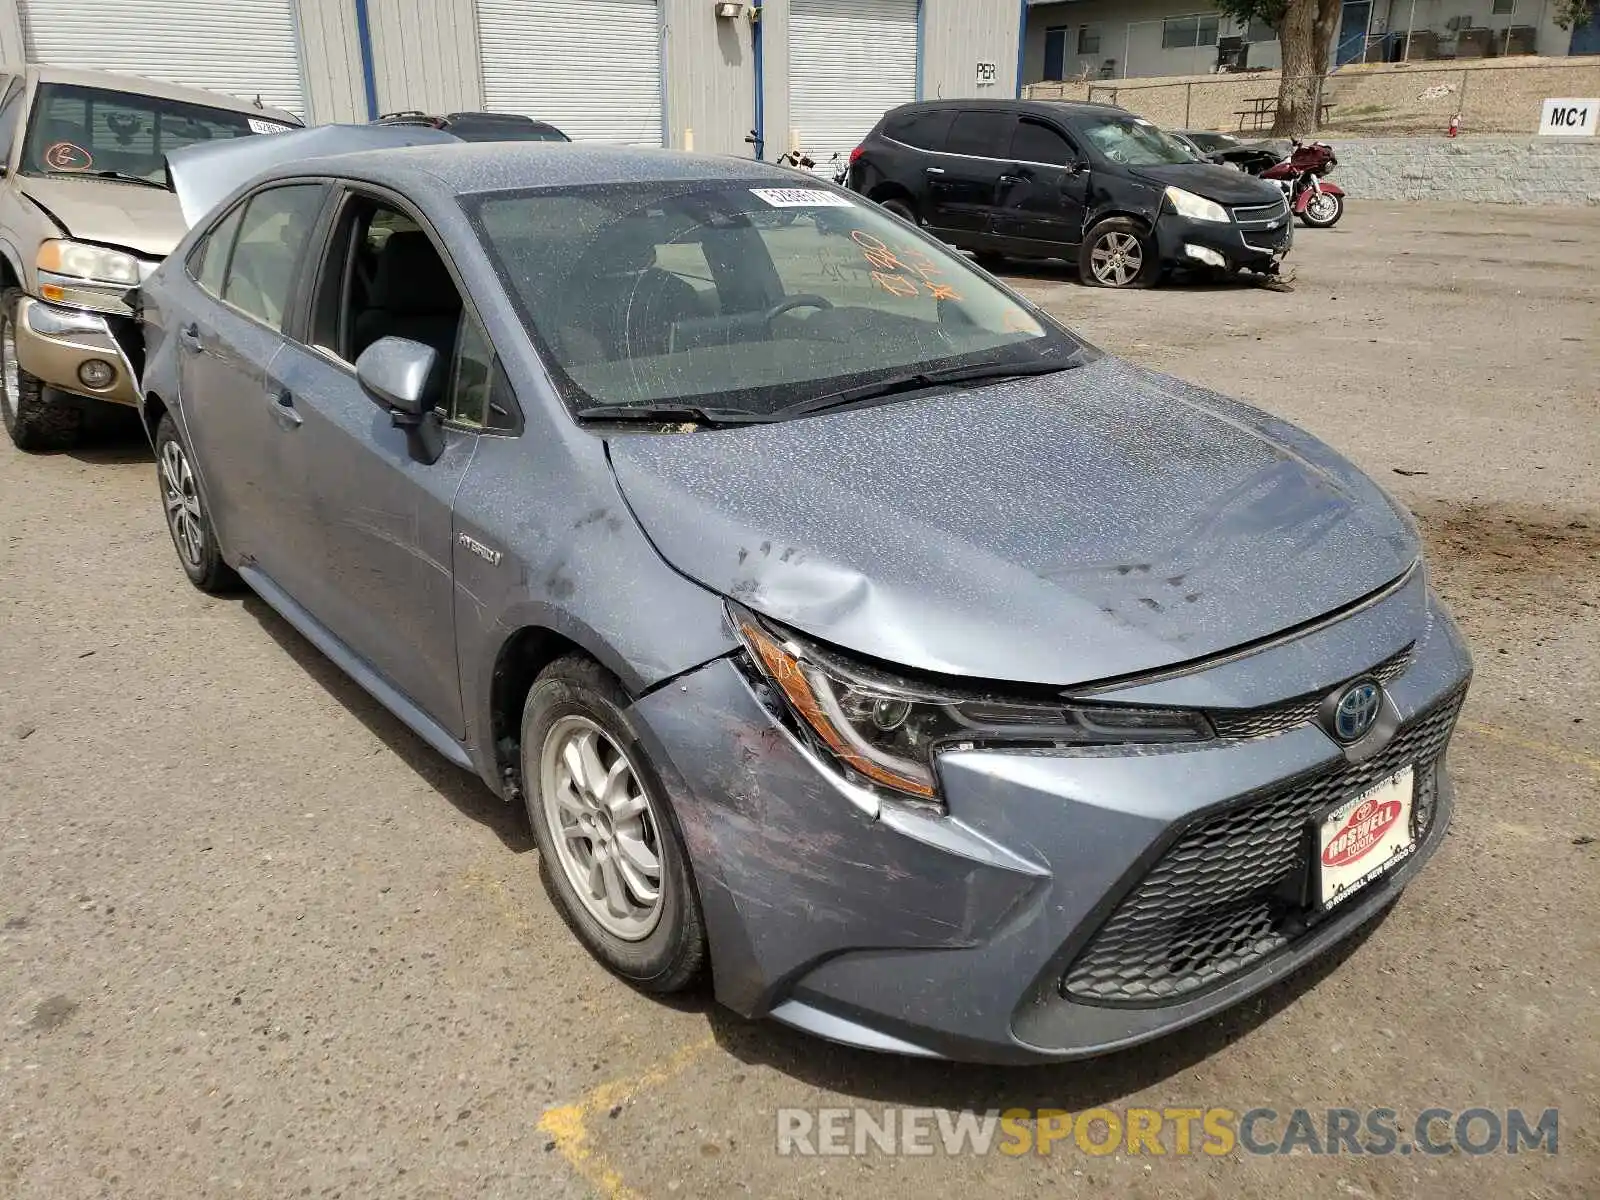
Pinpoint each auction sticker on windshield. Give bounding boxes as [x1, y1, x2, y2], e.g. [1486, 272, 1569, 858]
[1317, 767, 1415, 909]
[750, 187, 855, 208]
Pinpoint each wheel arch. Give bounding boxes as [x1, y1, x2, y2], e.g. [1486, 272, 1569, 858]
[867, 182, 918, 214]
[1084, 208, 1156, 238]
[140, 388, 169, 445]
[486, 623, 639, 799]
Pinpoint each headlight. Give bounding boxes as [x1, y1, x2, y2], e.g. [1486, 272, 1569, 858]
[1164, 187, 1230, 224]
[37, 240, 142, 286]
[731, 606, 1212, 802]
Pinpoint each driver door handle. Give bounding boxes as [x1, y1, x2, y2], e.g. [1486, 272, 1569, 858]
[924, 166, 945, 175]
[177, 322, 203, 353]
[266, 385, 302, 430]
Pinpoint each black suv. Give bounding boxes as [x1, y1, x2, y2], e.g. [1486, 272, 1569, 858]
[373, 110, 570, 142]
[847, 99, 1292, 287]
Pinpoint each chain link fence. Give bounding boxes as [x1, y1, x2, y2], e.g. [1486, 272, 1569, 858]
[1025, 58, 1600, 136]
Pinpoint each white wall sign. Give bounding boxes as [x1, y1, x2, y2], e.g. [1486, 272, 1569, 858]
[1538, 98, 1597, 137]
[975, 61, 998, 88]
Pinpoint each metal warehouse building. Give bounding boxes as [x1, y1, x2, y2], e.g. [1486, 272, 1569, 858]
[0, 0, 1024, 162]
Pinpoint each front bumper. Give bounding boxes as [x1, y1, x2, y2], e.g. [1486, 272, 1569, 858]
[631, 587, 1471, 1064]
[12, 296, 142, 407]
[1156, 211, 1292, 273]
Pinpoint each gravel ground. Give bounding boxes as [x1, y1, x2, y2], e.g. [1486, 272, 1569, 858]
[1, 201, 1596, 1199]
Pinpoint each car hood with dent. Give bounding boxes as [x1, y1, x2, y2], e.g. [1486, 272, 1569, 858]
[15, 173, 189, 259]
[1127, 161, 1284, 205]
[607, 357, 1419, 688]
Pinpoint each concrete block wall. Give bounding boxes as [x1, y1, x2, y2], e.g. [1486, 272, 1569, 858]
[1329, 136, 1600, 205]
[1025, 57, 1600, 137]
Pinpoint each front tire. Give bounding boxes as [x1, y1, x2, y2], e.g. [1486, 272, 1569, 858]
[521, 655, 706, 993]
[154, 414, 239, 593]
[1078, 219, 1157, 288]
[1, 289, 82, 452]
[1300, 191, 1344, 228]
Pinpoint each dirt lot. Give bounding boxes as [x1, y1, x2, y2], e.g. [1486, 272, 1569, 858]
[2, 202, 1597, 1199]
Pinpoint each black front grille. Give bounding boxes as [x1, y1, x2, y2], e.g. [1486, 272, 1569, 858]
[1209, 644, 1415, 740]
[1061, 688, 1463, 1005]
[1232, 200, 1290, 226]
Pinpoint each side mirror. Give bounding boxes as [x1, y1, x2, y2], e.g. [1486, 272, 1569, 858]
[356, 336, 437, 418]
[355, 336, 444, 463]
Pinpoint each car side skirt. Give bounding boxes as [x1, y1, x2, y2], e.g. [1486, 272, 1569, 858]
[239, 564, 476, 773]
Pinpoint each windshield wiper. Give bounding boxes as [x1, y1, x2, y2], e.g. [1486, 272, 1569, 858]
[91, 171, 169, 190]
[773, 356, 1080, 421]
[576, 403, 771, 427]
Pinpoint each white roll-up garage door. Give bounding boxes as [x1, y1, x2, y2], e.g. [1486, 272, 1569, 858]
[19, 0, 307, 117]
[477, 0, 663, 145]
[789, 0, 918, 167]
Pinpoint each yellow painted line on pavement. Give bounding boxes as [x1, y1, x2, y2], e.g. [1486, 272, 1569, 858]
[539, 1036, 717, 1199]
[1459, 720, 1600, 775]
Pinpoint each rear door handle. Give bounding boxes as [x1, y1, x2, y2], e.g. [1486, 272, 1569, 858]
[924, 166, 945, 175]
[177, 322, 203, 353]
[266, 385, 302, 430]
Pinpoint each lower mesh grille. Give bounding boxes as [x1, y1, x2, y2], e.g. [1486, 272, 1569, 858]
[1061, 689, 1464, 1005]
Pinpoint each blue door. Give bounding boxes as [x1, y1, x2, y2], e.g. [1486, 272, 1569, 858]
[1336, 1, 1372, 65]
[1043, 27, 1067, 79]
[1571, 12, 1600, 55]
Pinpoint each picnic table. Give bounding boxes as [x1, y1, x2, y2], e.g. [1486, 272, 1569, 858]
[1235, 94, 1333, 132]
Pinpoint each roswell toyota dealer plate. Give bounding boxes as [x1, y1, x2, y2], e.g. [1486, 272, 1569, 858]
[1317, 768, 1416, 909]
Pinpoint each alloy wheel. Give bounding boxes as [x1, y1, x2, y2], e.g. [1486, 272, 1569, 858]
[1091, 232, 1144, 286]
[160, 438, 206, 569]
[539, 715, 665, 941]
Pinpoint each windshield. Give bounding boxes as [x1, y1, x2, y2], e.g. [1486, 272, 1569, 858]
[1080, 116, 1198, 167]
[466, 181, 1083, 418]
[21, 83, 291, 183]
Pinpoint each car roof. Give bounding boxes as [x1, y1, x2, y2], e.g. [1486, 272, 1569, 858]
[882, 98, 1131, 122]
[266, 141, 815, 195]
[11, 62, 300, 124]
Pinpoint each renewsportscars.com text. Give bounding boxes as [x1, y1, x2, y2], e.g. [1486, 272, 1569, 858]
[775, 1106, 1559, 1158]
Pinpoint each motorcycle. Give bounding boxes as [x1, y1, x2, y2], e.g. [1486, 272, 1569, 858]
[1259, 140, 1344, 228]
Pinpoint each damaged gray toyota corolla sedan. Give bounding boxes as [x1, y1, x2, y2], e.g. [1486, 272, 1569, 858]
[142, 134, 1471, 1063]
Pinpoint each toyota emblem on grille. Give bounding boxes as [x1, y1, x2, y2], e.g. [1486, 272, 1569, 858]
[1328, 680, 1382, 743]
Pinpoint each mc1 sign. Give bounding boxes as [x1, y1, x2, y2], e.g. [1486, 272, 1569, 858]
[1538, 98, 1597, 136]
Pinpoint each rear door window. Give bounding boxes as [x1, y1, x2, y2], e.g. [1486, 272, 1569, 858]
[945, 111, 1012, 158]
[193, 203, 246, 296]
[882, 108, 954, 151]
[222, 184, 327, 331]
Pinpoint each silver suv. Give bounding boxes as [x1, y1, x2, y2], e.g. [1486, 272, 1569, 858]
[0, 64, 296, 450]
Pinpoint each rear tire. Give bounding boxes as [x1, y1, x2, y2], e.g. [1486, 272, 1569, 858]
[877, 196, 916, 224]
[521, 655, 707, 994]
[154, 413, 239, 593]
[1, 288, 83, 452]
[1299, 191, 1343, 228]
[1078, 218, 1157, 288]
